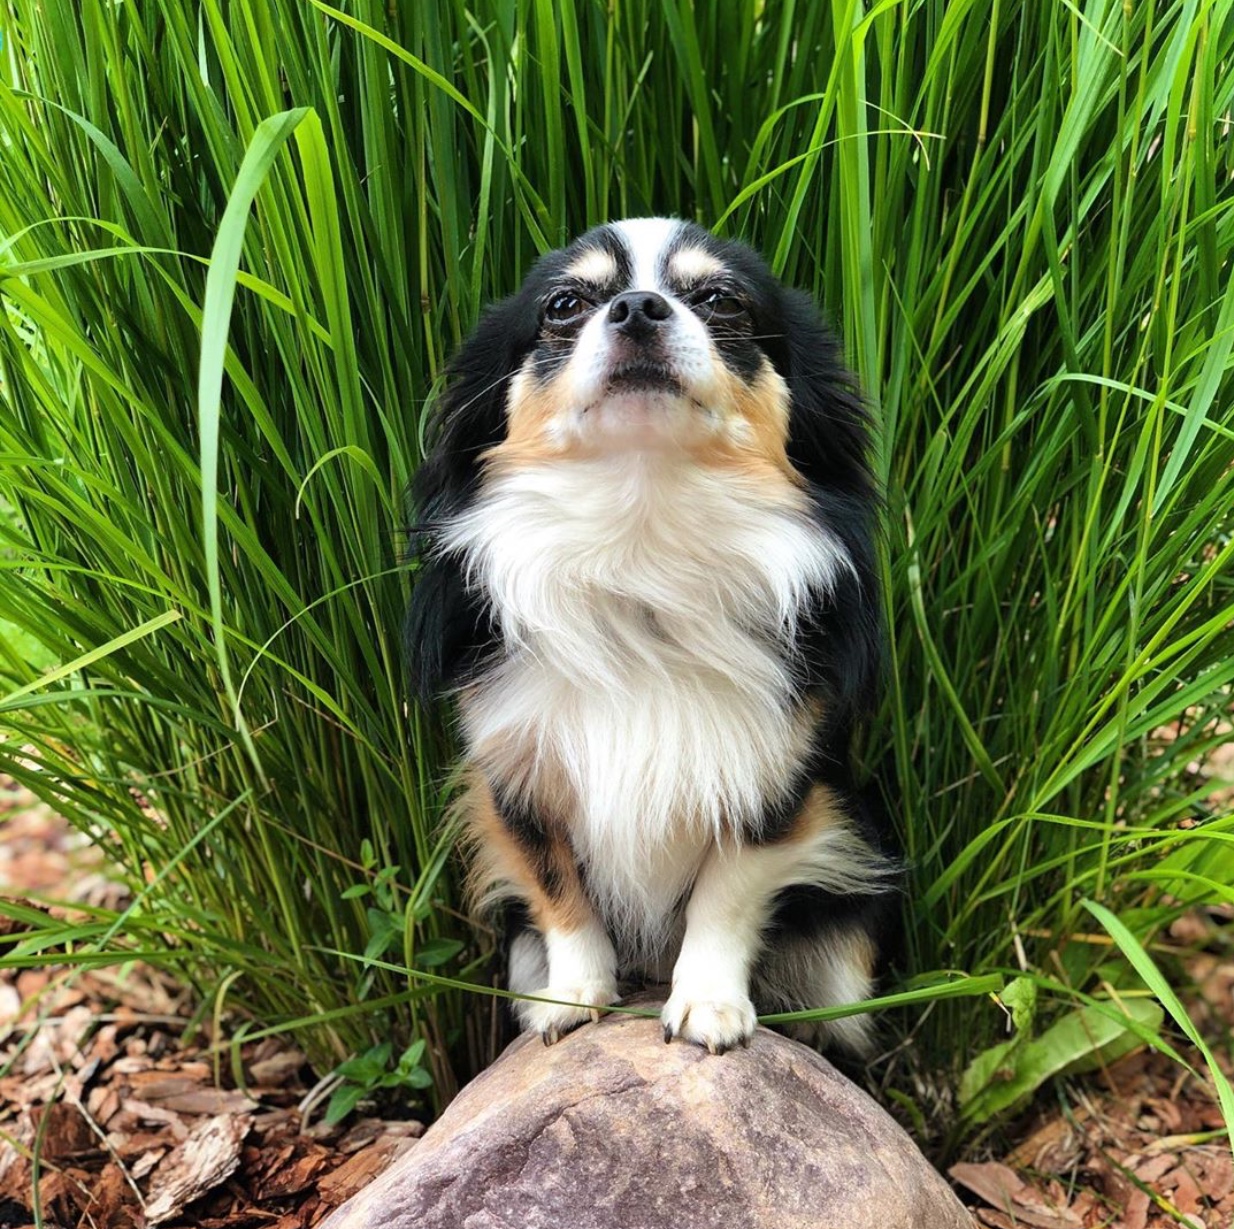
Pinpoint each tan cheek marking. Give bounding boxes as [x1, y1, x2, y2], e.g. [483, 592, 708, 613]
[688, 361, 798, 483]
[493, 352, 797, 478]
[460, 772, 591, 934]
[490, 366, 575, 462]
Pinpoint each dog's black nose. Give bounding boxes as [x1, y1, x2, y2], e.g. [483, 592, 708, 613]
[608, 290, 672, 337]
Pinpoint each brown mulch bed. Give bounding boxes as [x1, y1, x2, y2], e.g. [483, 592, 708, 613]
[0, 961, 421, 1229]
[2, 776, 1232, 1228]
[0, 788, 423, 1229]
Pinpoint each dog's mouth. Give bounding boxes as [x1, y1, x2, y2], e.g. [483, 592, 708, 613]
[603, 361, 684, 397]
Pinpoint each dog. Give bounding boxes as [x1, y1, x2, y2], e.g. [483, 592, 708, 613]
[406, 218, 899, 1055]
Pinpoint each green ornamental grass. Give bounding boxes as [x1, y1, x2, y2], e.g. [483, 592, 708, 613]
[0, 0, 1231, 1143]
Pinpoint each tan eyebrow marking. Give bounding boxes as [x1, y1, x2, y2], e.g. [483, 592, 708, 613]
[670, 247, 725, 281]
[564, 247, 619, 283]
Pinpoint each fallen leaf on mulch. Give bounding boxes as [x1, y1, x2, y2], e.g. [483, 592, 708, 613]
[950, 1161, 1081, 1228]
[1005, 1110, 1088, 1173]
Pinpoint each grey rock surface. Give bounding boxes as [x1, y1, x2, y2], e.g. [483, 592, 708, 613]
[319, 1002, 972, 1229]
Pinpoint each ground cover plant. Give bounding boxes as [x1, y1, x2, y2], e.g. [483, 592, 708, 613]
[1, 0, 1232, 1149]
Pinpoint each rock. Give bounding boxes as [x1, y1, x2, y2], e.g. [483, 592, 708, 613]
[319, 1002, 971, 1229]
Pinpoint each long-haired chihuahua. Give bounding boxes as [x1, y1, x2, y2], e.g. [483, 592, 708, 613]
[407, 218, 898, 1055]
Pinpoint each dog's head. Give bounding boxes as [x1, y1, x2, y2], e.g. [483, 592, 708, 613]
[478, 216, 829, 470]
[407, 218, 879, 709]
[416, 218, 872, 504]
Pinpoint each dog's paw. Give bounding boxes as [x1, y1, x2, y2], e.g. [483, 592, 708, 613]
[661, 987, 757, 1054]
[517, 981, 619, 1045]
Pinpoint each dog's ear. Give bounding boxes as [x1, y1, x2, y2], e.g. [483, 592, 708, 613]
[404, 293, 540, 701]
[774, 287, 883, 733]
[776, 287, 874, 498]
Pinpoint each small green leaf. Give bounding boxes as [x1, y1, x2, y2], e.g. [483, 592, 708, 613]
[958, 1038, 1018, 1110]
[396, 1039, 427, 1071]
[335, 1041, 392, 1083]
[363, 920, 400, 962]
[1001, 977, 1038, 1036]
[402, 1066, 434, 1091]
[324, 1083, 368, 1126]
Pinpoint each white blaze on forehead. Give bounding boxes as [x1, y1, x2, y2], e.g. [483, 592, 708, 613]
[564, 246, 619, 284]
[611, 217, 683, 290]
[670, 247, 724, 282]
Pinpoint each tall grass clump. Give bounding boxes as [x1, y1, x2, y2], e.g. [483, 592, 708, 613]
[1, 0, 1232, 1139]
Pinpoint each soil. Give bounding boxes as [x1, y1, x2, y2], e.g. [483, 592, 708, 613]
[2, 778, 1231, 1229]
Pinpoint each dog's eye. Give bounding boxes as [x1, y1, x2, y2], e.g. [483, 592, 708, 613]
[690, 288, 747, 321]
[543, 292, 592, 327]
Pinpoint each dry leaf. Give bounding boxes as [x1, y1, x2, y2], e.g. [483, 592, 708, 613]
[974, 1211, 1017, 1229]
[1133, 1153, 1178, 1184]
[1006, 1114, 1085, 1173]
[249, 1050, 307, 1088]
[1195, 1150, 1233, 1200]
[1163, 1167, 1203, 1217]
[949, 1161, 1027, 1208]
[153, 1089, 259, 1117]
[1122, 1188, 1151, 1229]
[950, 1160, 1081, 1229]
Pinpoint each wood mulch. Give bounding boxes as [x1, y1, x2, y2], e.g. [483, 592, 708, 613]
[2, 776, 1231, 1229]
[0, 787, 422, 1229]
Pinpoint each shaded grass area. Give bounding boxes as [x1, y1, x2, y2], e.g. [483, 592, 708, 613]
[0, 0, 1232, 1142]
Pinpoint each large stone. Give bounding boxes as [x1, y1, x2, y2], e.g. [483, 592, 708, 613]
[319, 1002, 971, 1229]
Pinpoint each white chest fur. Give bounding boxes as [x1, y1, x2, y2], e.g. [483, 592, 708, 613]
[444, 454, 849, 948]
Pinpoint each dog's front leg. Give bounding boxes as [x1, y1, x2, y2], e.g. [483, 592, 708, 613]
[521, 917, 619, 1044]
[474, 782, 619, 1043]
[661, 837, 780, 1053]
[663, 785, 884, 1053]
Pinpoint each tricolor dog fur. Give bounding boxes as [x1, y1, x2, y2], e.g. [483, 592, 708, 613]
[407, 218, 899, 1056]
